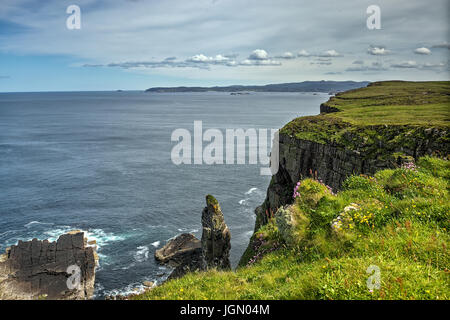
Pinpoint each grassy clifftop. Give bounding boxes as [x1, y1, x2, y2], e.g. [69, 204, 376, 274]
[322, 81, 449, 126]
[281, 81, 449, 150]
[134, 157, 449, 300]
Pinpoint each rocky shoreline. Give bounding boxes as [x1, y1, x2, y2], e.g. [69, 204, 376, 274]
[108, 195, 231, 300]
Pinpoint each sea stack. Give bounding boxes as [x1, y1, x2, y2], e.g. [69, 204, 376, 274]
[0, 230, 97, 300]
[201, 195, 231, 270]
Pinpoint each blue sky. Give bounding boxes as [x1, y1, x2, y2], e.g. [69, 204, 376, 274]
[0, 0, 449, 92]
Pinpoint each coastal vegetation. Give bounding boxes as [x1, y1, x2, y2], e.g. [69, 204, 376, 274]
[134, 81, 449, 300]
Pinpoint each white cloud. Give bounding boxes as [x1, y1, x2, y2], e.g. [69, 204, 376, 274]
[318, 49, 341, 57]
[276, 52, 295, 59]
[414, 47, 431, 55]
[297, 50, 310, 57]
[248, 49, 269, 60]
[188, 54, 214, 62]
[367, 46, 390, 55]
[187, 54, 231, 63]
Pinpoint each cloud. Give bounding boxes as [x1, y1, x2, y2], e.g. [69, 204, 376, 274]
[422, 62, 447, 69]
[414, 47, 431, 55]
[0, 75, 11, 79]
[346, 61, 387, 72]
[367, 46, 390, 55]
[83, 49, 284, 69]
[276, 52, 295, 59]
[239, 49, 281, 66]
[239, 59, 281, 66]
[248, 49, 269, 60]
[390, 60, 418, 68]
[1, 0, 449, 87]
[390, 60, 447, 71]
[317, 49, 341, 57]
[187, 54, 231, 63]
[297, 50, 310, 57]
[431, 42, 450, 49]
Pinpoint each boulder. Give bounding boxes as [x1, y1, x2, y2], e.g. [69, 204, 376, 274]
[201, 195, 231, 270]
[154, 233, 202, 279]
[0, 231, 97, 300]
[155, 233, 201, 266]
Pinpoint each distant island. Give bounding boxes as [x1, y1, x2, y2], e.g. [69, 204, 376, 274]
[145, 80, 370, 93]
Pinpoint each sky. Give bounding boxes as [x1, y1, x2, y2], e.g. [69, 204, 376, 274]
[0, 0, 449, 92]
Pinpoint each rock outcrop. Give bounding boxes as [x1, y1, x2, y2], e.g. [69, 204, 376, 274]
[154, 233, 202, 280]
[154, 195, 231, 280]
[201, 195, 231, 270]
[0, 230, 97, 300]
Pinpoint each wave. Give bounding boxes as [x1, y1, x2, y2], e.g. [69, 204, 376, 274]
[245, 187, 259, 195]
[24, 221, 54, 228]
[177, 228, 199, 233]
[102, 278, 159, 298]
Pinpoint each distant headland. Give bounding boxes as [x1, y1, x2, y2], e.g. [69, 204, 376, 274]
[145, 80, 370, 93]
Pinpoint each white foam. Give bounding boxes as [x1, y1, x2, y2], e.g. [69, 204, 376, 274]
[245, 187, 258, 195]
[134, 245, 150, 263]
[151, 241, 160, 248]
[238, 199, 247, 205]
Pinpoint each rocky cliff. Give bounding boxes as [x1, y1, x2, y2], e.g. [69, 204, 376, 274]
[0, 231, 98, 300]
[240, 81, 450, 265]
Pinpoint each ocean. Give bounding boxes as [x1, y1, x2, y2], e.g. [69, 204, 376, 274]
[0, 91, 328, 298]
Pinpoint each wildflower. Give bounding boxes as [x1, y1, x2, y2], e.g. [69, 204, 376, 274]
[401, 161, 417, 171]
[292, 182, 301, 199]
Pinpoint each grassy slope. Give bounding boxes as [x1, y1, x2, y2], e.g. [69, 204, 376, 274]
[133, 82, 449, 300]
[134, 157, 449, 300]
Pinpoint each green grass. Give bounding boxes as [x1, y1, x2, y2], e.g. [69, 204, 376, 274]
[280, 81, 450, 155]
[324, 81, 450, 126]
[132, 157, 449, 300]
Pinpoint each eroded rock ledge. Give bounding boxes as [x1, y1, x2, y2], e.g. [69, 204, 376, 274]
[0, 230, 97, 300]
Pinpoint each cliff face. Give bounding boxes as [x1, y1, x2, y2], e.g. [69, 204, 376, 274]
[0, 231, 97, 300]
[258, 126, 448, 227]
